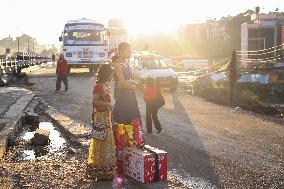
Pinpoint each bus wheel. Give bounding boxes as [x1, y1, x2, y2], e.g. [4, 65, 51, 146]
[13, 68, 21, 75]
[17, 68, 22, 75]
[89, 67, 94, 73]
[89, 65, 100, 73]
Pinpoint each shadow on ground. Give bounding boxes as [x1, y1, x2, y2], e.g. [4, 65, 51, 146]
[142, 91, 221, 188]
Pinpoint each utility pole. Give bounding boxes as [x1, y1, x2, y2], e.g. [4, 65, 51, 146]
[32, 40, 34, 54]
[28, 38, 30, 53]
[17, 37, 20, 52]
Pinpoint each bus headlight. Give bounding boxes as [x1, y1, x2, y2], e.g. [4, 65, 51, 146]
[66, 53, 72, 57]
[99, 53, 105, 57]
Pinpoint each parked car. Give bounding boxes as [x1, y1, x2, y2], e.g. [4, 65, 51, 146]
[129, 52, 178, 91]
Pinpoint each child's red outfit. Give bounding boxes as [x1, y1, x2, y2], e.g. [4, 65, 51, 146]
[144, 87, 162, 133]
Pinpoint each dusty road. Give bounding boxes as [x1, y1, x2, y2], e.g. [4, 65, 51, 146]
[17, 64, 284, 188]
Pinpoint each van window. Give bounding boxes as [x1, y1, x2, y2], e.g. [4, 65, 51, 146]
[64, 30, 107, 42]
[140, 57, 169, 69]
[134, 59, 141, 69]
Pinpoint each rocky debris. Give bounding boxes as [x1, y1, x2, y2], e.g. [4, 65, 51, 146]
[35, 101, 49, 114]
[22, 97, 42, 131]
[22, 115, 39, 131]
[0, 68, 30, 87]
[0, 123, 5, 132]
[0, 68, 8, 86]
[0, 75, 8, 86]
[31, 129, 50, 146]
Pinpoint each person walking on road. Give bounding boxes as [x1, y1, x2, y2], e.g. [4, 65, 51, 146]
[144, 77, 164, 134]
[52, 53, 56, 67]
[55, 54, 68, 92]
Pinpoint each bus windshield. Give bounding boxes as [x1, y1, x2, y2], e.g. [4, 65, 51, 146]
[140, 57, 169, 69]
[63, 30, 107, 43]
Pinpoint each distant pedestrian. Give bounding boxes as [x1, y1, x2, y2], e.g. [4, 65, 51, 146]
[55, 54, 68, 92]
[144, 77, 164, 134]
[52, 53, 56, 67]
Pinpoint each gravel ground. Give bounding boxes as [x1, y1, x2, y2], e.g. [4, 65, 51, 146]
[0, 112, 187, 189]
[1, 64, 283, 189]
[0, 138, 187, 189]
[0, 153, 90, 188]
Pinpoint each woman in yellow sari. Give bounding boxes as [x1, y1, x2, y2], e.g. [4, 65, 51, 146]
[87, 64, 117, 180]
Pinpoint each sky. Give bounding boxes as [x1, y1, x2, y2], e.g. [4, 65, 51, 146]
[0, 0, 283, 45]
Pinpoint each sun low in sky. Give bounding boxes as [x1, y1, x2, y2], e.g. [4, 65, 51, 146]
[0, 0, 283, 44]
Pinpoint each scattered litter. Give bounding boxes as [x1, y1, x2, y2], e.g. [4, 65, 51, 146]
[235, 107, 242, 112]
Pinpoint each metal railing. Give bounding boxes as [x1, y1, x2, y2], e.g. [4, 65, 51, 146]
[0, 56, 51, 73]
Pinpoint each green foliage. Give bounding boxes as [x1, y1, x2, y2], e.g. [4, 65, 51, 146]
[130, 33, 184, 56]
[40, 45, 58, 56]
[228, 50, 239, 86]
[224, 9, 254, 52]
[242, 89, 261, 104]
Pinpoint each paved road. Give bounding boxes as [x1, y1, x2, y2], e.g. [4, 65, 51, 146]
[23, 65, 284, 188]
[0, 88, 33, 118]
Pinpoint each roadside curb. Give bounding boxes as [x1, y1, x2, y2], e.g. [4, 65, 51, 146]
[0, 90, 35, 160]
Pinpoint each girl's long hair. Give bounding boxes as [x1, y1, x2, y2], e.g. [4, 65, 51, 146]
[97, 64, 114, 83]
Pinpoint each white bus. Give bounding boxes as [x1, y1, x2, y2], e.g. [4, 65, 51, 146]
[59, 18, 109, 73]
[107, 28, 127, 48]
[107, 19, 127, 49]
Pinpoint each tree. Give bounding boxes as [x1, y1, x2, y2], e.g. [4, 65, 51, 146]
[40, 45, 58, 56]
[224, 9, 255, 52]
[130, 33, 184, 56]
[228, 50, 239, 106]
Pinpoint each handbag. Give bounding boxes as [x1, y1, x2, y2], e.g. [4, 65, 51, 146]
[76, 110, 110, 140]
[90, 84, 112, 140]
[75, 121, 105, 140]
[90, 110, 111, 140]
[156, 90, 165, 109]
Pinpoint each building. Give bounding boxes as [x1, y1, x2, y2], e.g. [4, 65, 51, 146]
[241, 9, 284, 68]
[207, 19, 230, 41]
[181, 19, 230, 45]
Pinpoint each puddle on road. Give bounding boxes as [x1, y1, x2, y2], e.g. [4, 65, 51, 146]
[13, 121, 68, 162]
